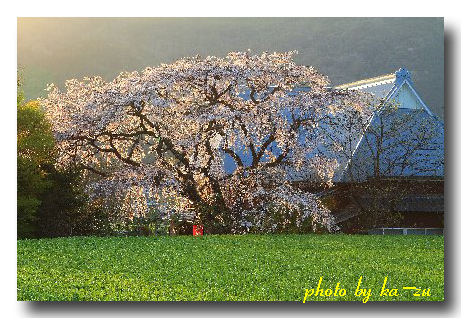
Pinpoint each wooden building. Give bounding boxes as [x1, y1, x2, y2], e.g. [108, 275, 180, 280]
[324, 68, 444, 234]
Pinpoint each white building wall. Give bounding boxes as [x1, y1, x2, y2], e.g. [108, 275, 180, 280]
[392, 83, 424, 110]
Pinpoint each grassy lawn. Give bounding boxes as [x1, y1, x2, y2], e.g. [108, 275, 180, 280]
[17, 234, 444, 301]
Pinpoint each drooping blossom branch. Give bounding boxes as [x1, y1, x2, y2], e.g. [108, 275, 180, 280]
[41, 51, 373, 233]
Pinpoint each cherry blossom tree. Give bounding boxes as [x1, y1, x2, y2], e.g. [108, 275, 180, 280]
[40, 51, 372, 233]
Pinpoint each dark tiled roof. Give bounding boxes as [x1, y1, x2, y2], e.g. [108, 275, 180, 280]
[355, 194, 444, 212]
[339, 108, 444, 182]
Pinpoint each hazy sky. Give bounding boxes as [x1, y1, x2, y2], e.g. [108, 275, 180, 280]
[17, 17, 444, 117]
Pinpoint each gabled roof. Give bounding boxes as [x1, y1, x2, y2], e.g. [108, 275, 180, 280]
[335, 68, 444, 182]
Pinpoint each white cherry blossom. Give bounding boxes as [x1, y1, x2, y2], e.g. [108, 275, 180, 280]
[40, 51, 372, 233]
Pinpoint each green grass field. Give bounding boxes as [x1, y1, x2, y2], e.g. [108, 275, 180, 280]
[17, 234, 444, 301]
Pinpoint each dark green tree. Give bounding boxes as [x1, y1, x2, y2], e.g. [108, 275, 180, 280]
[17, 92, 55, 238]
[35, 164, 89, 237]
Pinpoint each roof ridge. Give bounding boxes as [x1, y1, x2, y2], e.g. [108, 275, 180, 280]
[335, 73, 395, 89]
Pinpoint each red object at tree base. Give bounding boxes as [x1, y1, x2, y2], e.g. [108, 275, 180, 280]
[193, 225, 203, 236]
